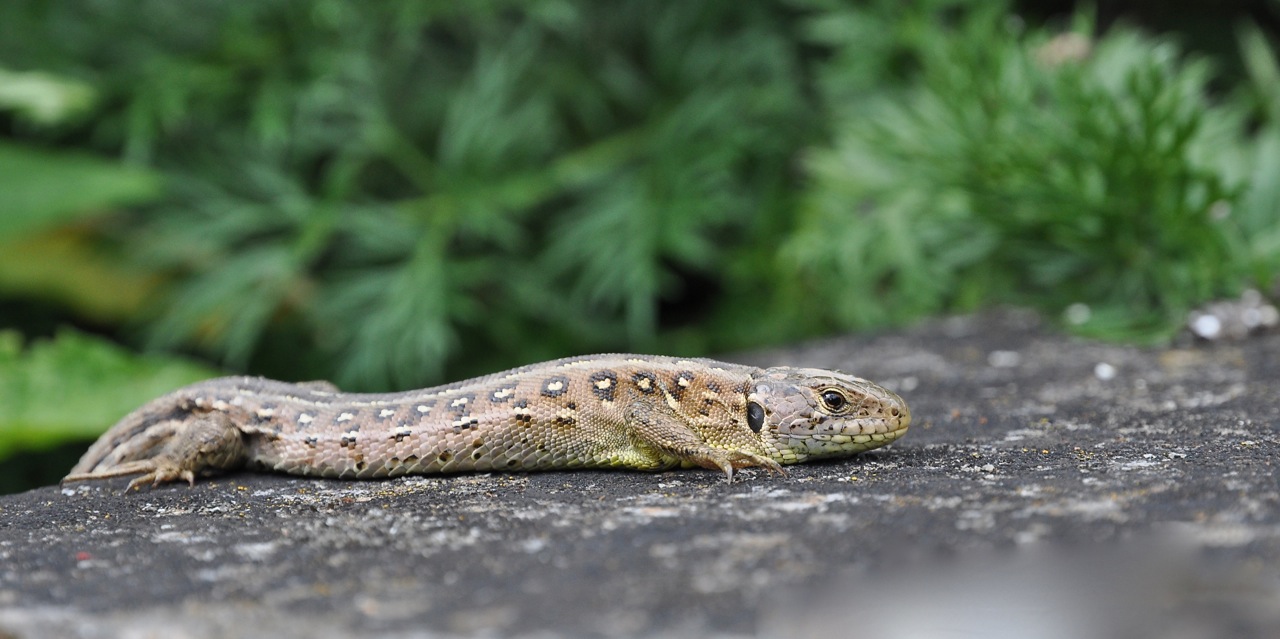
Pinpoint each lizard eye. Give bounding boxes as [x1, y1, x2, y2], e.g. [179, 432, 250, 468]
[821, 390, 847, 411]
[747, 402, 765, 433]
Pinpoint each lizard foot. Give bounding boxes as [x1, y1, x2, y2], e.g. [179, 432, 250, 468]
[63, 459, 197, 491]
[63, 413, 248, 490]
[690, 448, 786, 483]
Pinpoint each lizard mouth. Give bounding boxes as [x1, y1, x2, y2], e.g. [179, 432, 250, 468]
[774, 403, 911, 459]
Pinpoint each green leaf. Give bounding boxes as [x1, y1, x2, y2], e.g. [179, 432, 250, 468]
[0, 68, 96, 125]
[0, 142, 163, 239]
[0, 329, 217, 462]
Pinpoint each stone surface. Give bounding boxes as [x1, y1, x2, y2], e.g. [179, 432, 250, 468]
[1, 311, 1277, 638]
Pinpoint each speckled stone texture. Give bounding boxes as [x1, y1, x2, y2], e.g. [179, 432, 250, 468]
[1, 311, 1277, 638]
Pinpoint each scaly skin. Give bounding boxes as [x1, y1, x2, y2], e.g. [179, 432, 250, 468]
[63, 354, 911, 490]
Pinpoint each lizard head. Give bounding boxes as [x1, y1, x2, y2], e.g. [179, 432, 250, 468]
[748, 367, 911, 465]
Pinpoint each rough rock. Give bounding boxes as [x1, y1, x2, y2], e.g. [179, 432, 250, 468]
[1, 311, 1276, 638]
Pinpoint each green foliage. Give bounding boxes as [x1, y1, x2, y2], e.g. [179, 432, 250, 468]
[787, 1, 1261, 339]
[0, 142, 161, 239]
[1229, 23, 1280, 282]
[0, 67, 95, 126]
[0, 329, 215, 461]
[1, 0, 812, 389]
[0, 0, 1278, 397]
[0, 63, 164, 320]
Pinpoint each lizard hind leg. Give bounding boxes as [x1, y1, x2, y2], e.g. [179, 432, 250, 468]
[63, 413, 249, 490]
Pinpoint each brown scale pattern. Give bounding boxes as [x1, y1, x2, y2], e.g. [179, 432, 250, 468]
[64, 354, 911, 489]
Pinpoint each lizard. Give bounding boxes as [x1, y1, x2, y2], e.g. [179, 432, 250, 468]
[63, 354, 911, 490]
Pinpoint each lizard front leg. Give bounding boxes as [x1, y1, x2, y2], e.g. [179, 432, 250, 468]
[624, 401, 783, 482]
[63, 412, 248, 490]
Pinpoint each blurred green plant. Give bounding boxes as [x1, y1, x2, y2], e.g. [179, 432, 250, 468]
[0, 61, 165, 322]
[1229, 22, 1280, 284]
[1, 0, 1279, 489]
[0, 329, 215, 461]
[0, 67, 94, 126]
[2, 1, 813, 389]
[0, 142, 160, 238]
[786, 0, 1268, 340]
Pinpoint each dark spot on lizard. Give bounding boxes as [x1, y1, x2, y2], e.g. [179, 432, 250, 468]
[356, 460, 367, 472]
[489, 384, 517, 403]
[294, 414, 315, 431]
[733, 382, 749, 395]
[303, 436, 319, 447]
[338, 415, 361, 432]
[438, 451, 453, 463]
[705, 381, 722, 393]
[449, 393, 476, 417]
[471, 450, 483, 461]
[554, 415, 576, 427]
[452, 418, 480, 433]
[514, 398, 533, 422]
[405, 455, 419, 464]
[392, 430, 411, 443]
[506, 459, 518, 467]
[632, 372, 657, 395]
[541, 375, 570, 398]
[340, 434, 357, 448]
[248, 402, 278, 424]
[472, 438, 485, 448]
[747, 402, 765, 433]
[698, 396, 714, 416]
[588, 370, 618, 402]
[669, 371, 696, 402]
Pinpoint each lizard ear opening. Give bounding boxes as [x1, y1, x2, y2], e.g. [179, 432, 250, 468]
[747, 402, 765, 433]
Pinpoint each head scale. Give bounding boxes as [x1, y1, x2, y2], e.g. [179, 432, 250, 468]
[747, 367, 910, 464]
